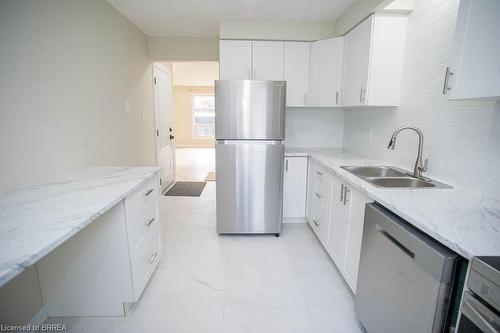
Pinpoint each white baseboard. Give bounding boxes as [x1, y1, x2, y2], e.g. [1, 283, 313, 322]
[283, 217, 307, 224]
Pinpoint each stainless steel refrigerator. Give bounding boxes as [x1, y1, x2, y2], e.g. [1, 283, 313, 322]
[215, 80, 286, 235]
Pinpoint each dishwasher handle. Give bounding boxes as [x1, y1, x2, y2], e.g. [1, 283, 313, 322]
[365, 203, 457, 283]
[376, 224, 415, 259]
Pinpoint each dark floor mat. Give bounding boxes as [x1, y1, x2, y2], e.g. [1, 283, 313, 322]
[165, 181, 207, 197]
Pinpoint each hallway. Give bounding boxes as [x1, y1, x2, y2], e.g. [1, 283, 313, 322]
[175, 148, 215, 182]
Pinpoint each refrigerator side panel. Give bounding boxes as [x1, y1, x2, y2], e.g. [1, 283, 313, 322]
[215, 80, 286, 140]
[216, 140, 284, 234]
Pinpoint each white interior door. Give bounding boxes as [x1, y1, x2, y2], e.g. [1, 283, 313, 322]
[153, 66, 175, 192]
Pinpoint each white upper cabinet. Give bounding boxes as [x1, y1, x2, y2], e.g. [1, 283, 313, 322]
[446, 0, 500, 100]
[219, 40, 252, 80]
[252, 41, 284, 80]
[342, 16, 372, 106]
[342, 13, 408, 107]
[284, 42, 310, 107]
[219, 40, 283, 80]
[309, 37, 344, 106]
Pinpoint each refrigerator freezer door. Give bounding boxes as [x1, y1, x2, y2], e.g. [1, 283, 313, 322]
[215, 80, 286, 140]
[216, 140, 284, 234]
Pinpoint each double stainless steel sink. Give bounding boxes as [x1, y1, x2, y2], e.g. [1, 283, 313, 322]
[341, 166, 451, 189]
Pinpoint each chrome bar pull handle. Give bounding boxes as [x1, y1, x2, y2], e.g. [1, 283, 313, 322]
[149, 252, 159, 263]
[314, 192, 322, 199]
[285, 159, 289, 172]
[313, 219, 319, 227]
[442, 66, 454, 95]
[145, 189, 154, 196]
[343, 187, 350, 205]
[340, 184, 344, 202]
[146, 217, 155, 227]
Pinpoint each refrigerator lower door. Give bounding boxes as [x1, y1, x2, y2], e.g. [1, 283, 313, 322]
[216, 140, 284, 234]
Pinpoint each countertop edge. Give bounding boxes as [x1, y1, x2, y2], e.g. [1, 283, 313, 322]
[0, 168, 161, 288]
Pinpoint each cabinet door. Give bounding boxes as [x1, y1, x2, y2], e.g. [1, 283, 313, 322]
[327, 179, 349, 268]
[252, 41, 285, 80]
[344, 189, 372, 293]
[342, 15, 373, 106]
[448, 0, 500, 100]
[309, 37, 344, 106]
[219, 40, 252, 80]
[283, 157, 308, 219]
[284, 42, 310, 106]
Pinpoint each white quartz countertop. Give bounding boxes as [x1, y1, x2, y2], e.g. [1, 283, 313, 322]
[285, 147, 343, 157]
[303, 150, 500, 259]
[0, 167, 160, 287]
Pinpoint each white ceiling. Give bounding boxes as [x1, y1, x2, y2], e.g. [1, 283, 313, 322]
[106, 0, 354, 37]
[172, 62, 219, 86]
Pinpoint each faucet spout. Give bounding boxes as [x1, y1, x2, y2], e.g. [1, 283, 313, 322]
[387, 126, 428, 179]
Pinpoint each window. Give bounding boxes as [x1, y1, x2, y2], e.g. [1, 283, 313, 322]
[192, 94, 215, 138]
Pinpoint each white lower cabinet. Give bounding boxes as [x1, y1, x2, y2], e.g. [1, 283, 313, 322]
[37, 175, 161, 316]
[306, 161, 333, 246]
[306, 159, 372, 293]
[283, 156, 308, 220]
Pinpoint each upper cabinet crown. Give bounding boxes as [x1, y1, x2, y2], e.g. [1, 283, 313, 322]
[219, 40, 284, 81]
[445, 0, 500, 100]
[342, 13, 408, 107]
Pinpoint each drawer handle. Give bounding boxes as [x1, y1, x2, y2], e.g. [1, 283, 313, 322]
[316, 171, 323, 176]
[314, 192, 322, 198]
[145, 189, 154, 196]
[146, 217, 156, 227]
[149, 252, 158, 264]
[313, 219, 319, 227]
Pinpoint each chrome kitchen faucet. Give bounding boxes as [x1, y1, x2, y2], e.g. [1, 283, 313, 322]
[387, 126, 429, 180]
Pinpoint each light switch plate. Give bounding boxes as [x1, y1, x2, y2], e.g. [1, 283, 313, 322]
[125, 100, 130, 113]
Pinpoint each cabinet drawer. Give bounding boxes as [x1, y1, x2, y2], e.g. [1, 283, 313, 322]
[127, 202, 159, 251]
[312, 180, 331, 207]
[312, 163, 332, 185]
[311, 202, 329, 245]
[131, 226, 160, 300]
[125, 177, 159, 221]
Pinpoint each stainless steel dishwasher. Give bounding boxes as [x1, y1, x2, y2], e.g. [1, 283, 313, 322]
[355, 203, 458, 333]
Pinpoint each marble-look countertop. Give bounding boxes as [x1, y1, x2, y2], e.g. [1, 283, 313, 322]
[301, 150, 500, 259]
[285, 147, 343, 157]
[0, 167, 160, 287]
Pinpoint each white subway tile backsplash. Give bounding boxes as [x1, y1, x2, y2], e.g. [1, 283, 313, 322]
[343, 0, 500, 198]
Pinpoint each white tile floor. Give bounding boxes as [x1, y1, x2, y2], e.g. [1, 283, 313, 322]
[46, 182, 364, 333]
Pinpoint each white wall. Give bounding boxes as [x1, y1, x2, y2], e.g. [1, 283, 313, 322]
[285, 108, 344, 148]
[334, 0, 387, 35]
[0, 0, 155, 324]
[148, 36, 219, 61]
[220, 18, 336, 41]
[342, 0, 500, 198]
[172, 62, 219, 87]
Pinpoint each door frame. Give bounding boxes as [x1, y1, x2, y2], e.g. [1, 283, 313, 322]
[152, 64, 175, 192]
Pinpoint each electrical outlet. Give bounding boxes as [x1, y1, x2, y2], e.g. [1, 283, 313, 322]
[125, 100, 130, 113]
[141, 109, 147, 120]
